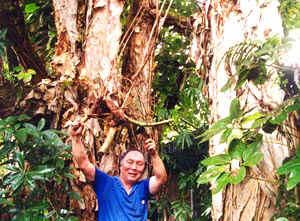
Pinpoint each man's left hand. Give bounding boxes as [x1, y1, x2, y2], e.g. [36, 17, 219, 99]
[144, 138, 157, 156]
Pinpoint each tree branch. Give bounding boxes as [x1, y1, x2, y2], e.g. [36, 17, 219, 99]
[148, 9, 193, 35]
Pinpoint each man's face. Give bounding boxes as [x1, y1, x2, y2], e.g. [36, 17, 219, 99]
[120, 151, 145, 184]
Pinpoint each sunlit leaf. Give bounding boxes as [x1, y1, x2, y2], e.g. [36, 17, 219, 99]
[229, 166, 246, 184]
[201, 154, 231, 166]
[212, 172, 230, 194]
[229, 140, 246, 160]
[287, 169, 300, 190]
[197, 165, 227, 184]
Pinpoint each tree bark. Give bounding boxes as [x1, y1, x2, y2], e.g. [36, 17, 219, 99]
[191, 1, 294, 220]
[46, 0, 158, 219]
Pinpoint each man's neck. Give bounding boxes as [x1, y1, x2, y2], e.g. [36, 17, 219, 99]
[119, 177, 133, 194]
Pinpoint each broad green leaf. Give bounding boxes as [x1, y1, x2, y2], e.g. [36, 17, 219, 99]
[287, 169, 300, 190]
[0, 198, 14, 206]
[229, 140, 246, 160]
[0, 143, 13, 160]
[275, 218, 288, 221]
[270, 111, 288, 124]
[10, 173, 24, 191]
[212, 172, 230, 194]
[16, 69, 36, 83]
[296, 147, 300, 158]
[251, 117, 268, 129]
[37, 118, 46, 131]
[25, 3, 40, 14]
[24, 123, 37, 130]
[197, 165, 227, 184]
[220, 128, 232, 143]
[31, 166, 55, 175]
[242, 137, 263, 163]
[197, 117, 232, 143]
[15, 151, 25, 170]
[229, 98, 241, 119]
[201, 154, 231, 166]
[229, 166, 246, 184]
[15, 128, 28, 144]
[277, 159, 300, 175]
[285, 103, 300, 113]
[243, 151, 263, 167]
[241, 112, 265, 127]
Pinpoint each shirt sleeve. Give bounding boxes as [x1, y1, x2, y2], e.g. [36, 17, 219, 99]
[93, 167, 112, 196]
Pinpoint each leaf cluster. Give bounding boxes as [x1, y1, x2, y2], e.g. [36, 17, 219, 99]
[221, 37, 282, 92]
[196, 96, 300, 194]
[277, 146, 300, 190]
[23, 0, 56, 62]
[197, 137, 263, 194]
[279, 0, 300, 32]
[0, 115, 77, 220]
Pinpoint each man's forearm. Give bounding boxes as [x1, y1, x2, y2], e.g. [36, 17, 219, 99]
[71, 136, 90, 168]
[151, 153, 167, 184]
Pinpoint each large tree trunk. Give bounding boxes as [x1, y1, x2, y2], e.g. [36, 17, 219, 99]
[19, 0, 159, 220]
[192, 1, 297, 220]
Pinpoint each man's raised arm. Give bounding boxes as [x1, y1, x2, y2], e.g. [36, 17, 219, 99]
[145, 139, 168, 195]
[69, 124, 95, 181]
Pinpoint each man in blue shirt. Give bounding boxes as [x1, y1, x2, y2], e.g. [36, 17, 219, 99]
[70, 125, 168, 221]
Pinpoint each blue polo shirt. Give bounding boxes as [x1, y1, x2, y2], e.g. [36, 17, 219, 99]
[93, 168, 150, 221]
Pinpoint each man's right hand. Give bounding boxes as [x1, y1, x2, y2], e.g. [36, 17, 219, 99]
[69, 123, 83, 138]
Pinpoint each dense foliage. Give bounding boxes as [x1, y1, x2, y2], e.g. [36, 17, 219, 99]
[0, 115, 77, 220]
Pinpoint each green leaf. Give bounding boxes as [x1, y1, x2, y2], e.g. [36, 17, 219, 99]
[15, 128, 29, 144]
[30, 165, 55, 175]
[287, 169, 300, 190]
[270, 111, 288, 124]
[37, 118, 46, 131]
[229, 166, 246, 184]
[0, 198, 14, 206]
[15, 151, 25, 170]
[201, 154, 231, 166]
[16, 69, 36, 83]
[243, 151, 263, 167]
[197, 117, 232, 143]
[241, 112, 265, 126]
[197, 165, 227, 184]
[220, 128, 232, 143]
[275, 218, 288, 221]
[251, 117, 268, 129]
[10, 173, 24, 191]
[0, 143, 13, 160]
[229, 98, 241, 119]
[25, 3, 40, 14]
[212, 172, 230, 194]
[229, 140, 246, 160]
[277, 159, 300, 175]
